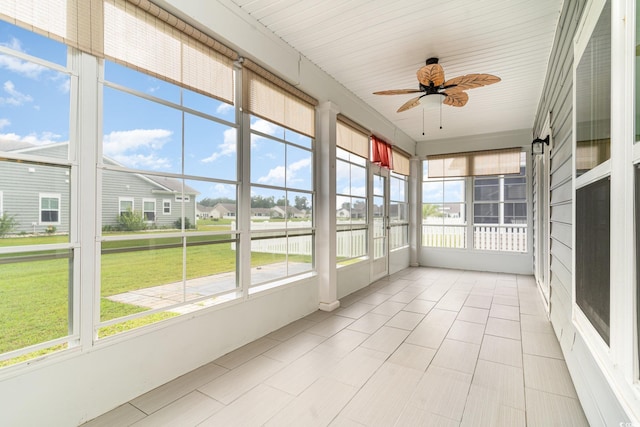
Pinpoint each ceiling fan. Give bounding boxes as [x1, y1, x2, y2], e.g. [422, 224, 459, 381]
[374, 58, 501, 112]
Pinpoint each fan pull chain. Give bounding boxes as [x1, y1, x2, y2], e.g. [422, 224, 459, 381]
[439, 102, 443, 130]
[422, 108, 425, 136]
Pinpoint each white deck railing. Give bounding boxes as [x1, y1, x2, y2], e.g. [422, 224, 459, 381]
[422, 224, 527, 252]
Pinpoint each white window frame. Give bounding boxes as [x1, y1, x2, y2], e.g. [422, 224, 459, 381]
[162, 199, 171, 215]
[389, 171, 409, 251]
[39, 193, 61, 225]
[143, 198, 156, 222]
[118, 197, 134, 216]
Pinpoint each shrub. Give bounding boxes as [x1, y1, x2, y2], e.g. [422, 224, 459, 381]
[117, 211, 147, 232]
[45, 225, 56, 234]
[174, 217, 193, 230]
[0, 213, 18, 237]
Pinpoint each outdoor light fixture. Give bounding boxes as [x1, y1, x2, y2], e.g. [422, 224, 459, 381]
[531, 135, 550, 156]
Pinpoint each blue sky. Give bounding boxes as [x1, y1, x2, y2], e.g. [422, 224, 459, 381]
[0, 20, 313, 206]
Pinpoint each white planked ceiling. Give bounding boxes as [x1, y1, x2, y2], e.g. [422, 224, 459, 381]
[227, 0, 563, 145]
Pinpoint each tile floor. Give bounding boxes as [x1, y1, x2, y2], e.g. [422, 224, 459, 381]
[83, 267, 589, 427]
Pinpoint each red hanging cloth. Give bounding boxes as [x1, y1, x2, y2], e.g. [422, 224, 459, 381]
[371, 135, 393, 169]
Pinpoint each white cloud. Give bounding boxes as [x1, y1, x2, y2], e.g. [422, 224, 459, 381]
[216, 102, 233, 115]
[0, 131, 64, 146]
[0, 80, 33, 106]
[103, 128, 173, 170]
[0, 37, 47, 79]
[257, 165, 285, 185]
[213, 183, 232, 196]
[257, 157, 311, 186]
[201, 128, 236, 163]
[58, 79, 70, 94]
[0, 118, 10, 129]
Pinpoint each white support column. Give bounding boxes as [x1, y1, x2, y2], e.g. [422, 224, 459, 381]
[316, 101, 340, 311]
[76, 52, 100, 346]
[409, 157, 421, 267]
[237, 62, 251, 299]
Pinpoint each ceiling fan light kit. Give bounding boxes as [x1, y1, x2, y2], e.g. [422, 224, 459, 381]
[373, 57, 500, 113]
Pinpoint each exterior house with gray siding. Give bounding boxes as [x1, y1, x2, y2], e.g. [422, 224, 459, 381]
[0, 141, 198, 233]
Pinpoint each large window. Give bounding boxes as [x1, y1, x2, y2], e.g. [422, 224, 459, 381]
[336, 119, 369, 267]
[422, 162, 467, 248]
[390, 172, 409, 250]
[0, 21, 74, 367]
[575, 0, 611, 345]
[473, 157, 527, 252]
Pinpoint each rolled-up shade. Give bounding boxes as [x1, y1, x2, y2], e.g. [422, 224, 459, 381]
[0, 0, 104, 55]
[104, 0, 235, 104]
[243, 60, 317, 138]
[337, 116, 369, 159]
[392, 150, 411, 176]
[428, 147, 521, 178]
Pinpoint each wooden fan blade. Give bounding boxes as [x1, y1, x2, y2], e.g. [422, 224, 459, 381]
[417, 64, 445, 87]
[444, 74, 501, 91]
[443, 91, 469, 107]
[397, 96, 423, 112]
[373, 89, 423, 95]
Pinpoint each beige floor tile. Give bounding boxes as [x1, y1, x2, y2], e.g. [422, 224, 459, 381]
[523, 354, 578, 398]
[131, 391, 222, 427]
[199, 384, 293, 427]
[471, 359, 525, 409]
[334, 302, 375, 319]
[265, 377, 358, 427]
[407, 365, 473, 421]
[306, 315, 355, 337]
[387, 342, 436, 372]
[403, 299, 436, 314]
[329, 416, 367, 426]
[263, 331, 326, 363]
[519, 300, 547, 316]
[371, 300, 407, 317]
[520, 314, 554, 334]
[495, 286, 518, 297]
[447, 320, 485, 345]
[485, 317, 521, 340]
[492, 295, 519, 307]
[386, 310, 425, 330]
[328, 347, 388, 388]
[358, 292, 392, 306]
[435, 290, 469, 312]
[432, 339, 480, 374]
[389, 290, 421, 303]
[266, 318, 317, 341]
[521, 330, 563, 359]
[479, 335, 523, 368]
[347, 312, 392, 334]
[395, 405, 460, 427]
[82, 404, 146, 427]
[464, 294, 493, 309]
[457, 306, 489, 324]
[406, 308, 457, 349]
[265, 350, 342, 395]
[375, 281, 410, 295]
[313, 329, 370, 358]
[131, 362, 228, 414]
[417, 285, 450, 302]
[525, 388, 588, 427]
[213, 337, 280, 369]
[305, 310, 334, 322]
[199, 355, 285, 404]
[339, 362, 422, 427]
[489, 304, 520, 321]
[461, 386, 525, 427]
[360, 326, 410, 354]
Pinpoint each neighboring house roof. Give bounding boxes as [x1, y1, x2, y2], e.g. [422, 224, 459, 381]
[213, 203, 237, 214]
[197, 204, 215, 213]
[2, 140, 199, 197]
[251, 208, 273, 216]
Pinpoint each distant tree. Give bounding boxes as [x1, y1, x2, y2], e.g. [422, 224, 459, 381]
[276, 197, 288, 207]
[251, 195, 276, 208]
[199, 197, 235, 207]
[422, 203, 442, 219]
[294, 196, 309, 210]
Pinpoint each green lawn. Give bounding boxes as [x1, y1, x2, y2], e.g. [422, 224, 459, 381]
[0, 228, 310, 365]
